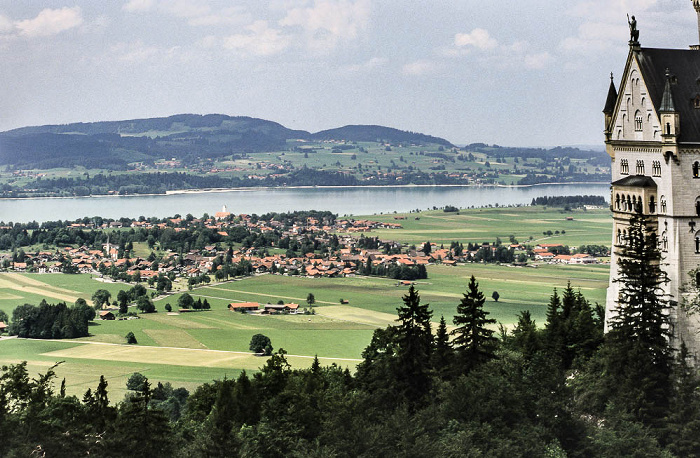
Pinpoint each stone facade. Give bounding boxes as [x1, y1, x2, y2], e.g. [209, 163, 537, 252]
[604, 16, 700, 356]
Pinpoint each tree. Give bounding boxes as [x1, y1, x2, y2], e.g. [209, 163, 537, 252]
[604, 208, 673, 427]
[178, 292, 194, 309]
[492, 291, 500, 302]
[126, 372, 148, 391]
[91, 289, 111, 309]
[126, 331, 137, 344]
[164, 303, 172, 312]
[0, 309, 8, 324]
[306, 293, 315, 306]
[431, 315, 453, 378]
[136, 296, 155, 313]
[451, 275, 498, 374]
[117, 290, 129, 313]
[393, 284, 433, 403]
[250, 334, 273, 355]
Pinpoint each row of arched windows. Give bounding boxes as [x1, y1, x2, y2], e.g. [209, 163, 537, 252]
[619, 159, 661, 176]
[614, 193, 656, 213]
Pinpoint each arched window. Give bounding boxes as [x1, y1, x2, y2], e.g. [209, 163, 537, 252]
[696, 234, 700, 253]
[662, 231, 668, 251]
[615, 194, 620, 210]
[649, 195, 656, 213]
[660, 196, 667, 213]
[617, 229, 622, 245]
[694, 161, 699, 178]
[666, 122, 671, 135]
[652, 161, 661, 176]
[627, 195, 632, 212]
[635, 111, 643, 131]
[620, 159, 629, 175]
[636, 160, 645, 175]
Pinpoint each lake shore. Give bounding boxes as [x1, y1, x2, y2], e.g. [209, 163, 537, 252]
[0, 181, 609, 201]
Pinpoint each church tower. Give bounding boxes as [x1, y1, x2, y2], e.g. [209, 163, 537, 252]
[605, 5, 700, 356]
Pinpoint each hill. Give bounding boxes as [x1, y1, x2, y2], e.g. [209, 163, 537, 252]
[0, 114, 453, 169]
[311, 125, 453, 147]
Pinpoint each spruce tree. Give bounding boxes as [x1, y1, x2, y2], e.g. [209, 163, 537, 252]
[451, 275, 498, 373]
[605, 208, 672, 426]
[393, 284, 433, 401]
[431, 315, 453, 378]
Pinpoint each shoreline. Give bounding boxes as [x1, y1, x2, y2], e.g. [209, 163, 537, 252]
[0, 181, 610, 201]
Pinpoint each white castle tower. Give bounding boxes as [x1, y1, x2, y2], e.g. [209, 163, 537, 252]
[604, 5, 700, 356]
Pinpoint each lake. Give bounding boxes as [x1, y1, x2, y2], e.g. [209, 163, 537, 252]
[0, 183, 610, 223]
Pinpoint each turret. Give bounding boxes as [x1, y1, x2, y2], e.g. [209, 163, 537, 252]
[603, 72, 617, 143]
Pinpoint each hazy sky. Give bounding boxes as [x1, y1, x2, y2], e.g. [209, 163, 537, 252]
[0, 0, 697, 146]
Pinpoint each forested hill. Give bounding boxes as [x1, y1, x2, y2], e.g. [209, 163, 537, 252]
[0, 114, 453, 169]
[311, 125, 453, 147]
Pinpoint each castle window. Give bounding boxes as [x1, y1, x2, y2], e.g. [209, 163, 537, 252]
[627, 195, 632, 211]
[695, 95, 700, 109]
[620, 159, 629, 175]
[649, 196, 656, 213]
[696, 235, 700, 253]
[662, 231, 668, 252]
[696, 271, 700, 287]
[617, 229, 622, 245]
[615, 194, 620, 210]
[652, 161, 661, 176]
[696, 197, 700, 216]
[660, 196, 667, 213]
[635, 111, 643, 131]
[666, 122, 672, 135]
[694, 161, 699, 178]
[636, 160, 645, 175]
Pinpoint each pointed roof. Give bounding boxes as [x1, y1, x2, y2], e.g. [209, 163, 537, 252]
[603, 73, 618, 114]
[633, 47, 700, 141]
[659, 68, 676, 113]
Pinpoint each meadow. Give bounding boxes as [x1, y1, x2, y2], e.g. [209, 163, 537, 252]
[0, 206, 612, 398]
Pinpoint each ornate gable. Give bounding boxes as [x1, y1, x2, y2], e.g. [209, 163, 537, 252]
[611, 55, 662, 142]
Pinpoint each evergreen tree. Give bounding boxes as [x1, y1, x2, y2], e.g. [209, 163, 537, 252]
[605, 209, 673, 427]
[431, 315, 453, 378]
[393, 285, 433, 403]
[451, 275, 498, 373]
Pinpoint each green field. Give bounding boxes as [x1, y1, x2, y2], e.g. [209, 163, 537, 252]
[0, 205, 613, 398]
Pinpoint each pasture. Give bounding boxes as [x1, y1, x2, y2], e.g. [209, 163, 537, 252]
[0, 205, 613, 398]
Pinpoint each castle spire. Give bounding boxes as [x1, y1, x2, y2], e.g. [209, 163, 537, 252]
[660, 69, 676, 113]
[603, 73, 617, 115]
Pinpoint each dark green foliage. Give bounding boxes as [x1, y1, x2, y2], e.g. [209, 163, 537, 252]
[177, 292, 194, 309]
[544, 283, 603, 370]
[126, 331, 137, 344]
[451, 276, 498, 374]
[603, 209, 673, 427]
[0, 271, 694, 457]
[91, 289, 111, 308]
[8, 300, 92, 339]
[250, 334, 273, 355]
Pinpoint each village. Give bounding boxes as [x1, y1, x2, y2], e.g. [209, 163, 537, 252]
[0, 206, 606, 287]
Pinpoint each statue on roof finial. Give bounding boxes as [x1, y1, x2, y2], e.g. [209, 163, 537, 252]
[628, 14, 639, 45]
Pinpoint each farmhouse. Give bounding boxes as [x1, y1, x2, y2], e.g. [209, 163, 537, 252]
[99, 311, 115, 320]
[228, 302, 260, 312]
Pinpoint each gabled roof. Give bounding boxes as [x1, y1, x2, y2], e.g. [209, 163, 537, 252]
[634, 48, 700, 142]
[611, 174, 657, 188]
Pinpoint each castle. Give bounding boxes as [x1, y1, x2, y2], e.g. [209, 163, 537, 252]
[604, 2, 700, 355]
